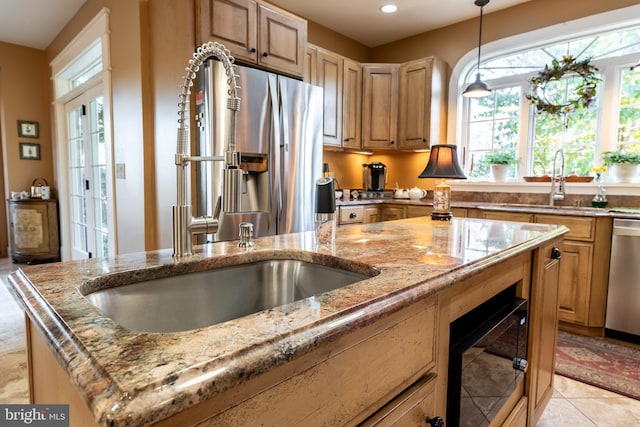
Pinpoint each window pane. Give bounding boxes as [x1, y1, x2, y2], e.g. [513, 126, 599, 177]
[618, 68, 640, 153]
[466, 87, 520, 179]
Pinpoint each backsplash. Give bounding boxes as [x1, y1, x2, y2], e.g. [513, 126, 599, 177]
[453, 191, 640, 209]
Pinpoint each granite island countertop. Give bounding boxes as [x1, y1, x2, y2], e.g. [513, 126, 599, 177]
[7, 216, 568, 426]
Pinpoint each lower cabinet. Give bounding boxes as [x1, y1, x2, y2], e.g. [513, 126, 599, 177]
[380, 205, 406, 221]
[470, 209, 611, 335]
[360, 373, 437, 426]
[338, 205, 379, 225]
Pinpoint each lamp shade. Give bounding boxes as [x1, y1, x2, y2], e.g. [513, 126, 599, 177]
[463, 74, 492, 98]
[419, 145, 467, 179]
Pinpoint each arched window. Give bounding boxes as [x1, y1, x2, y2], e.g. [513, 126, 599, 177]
[459, 21, 640, 181]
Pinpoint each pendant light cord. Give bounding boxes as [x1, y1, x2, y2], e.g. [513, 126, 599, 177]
[475, 0, 489, 75]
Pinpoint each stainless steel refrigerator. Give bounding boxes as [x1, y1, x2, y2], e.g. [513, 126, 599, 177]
[193, 60, 323, 242]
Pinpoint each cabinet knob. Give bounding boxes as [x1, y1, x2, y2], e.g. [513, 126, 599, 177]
[344, 138, 350, 142]
[262, 52, 268, 57]
[423, 138, 427, 142]
[250, 47, 256, 53]
[349, 212, 357, 219]
[390, 140, 395, 145]
[425, 416, 444, 427]
[551, 247, 561, 260]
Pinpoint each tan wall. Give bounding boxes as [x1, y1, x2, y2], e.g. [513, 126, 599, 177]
[307, 21, 371, 63]
[47, 0, 148, 255]
[371, 0, 640, 66]
[0, 42, 53, 257]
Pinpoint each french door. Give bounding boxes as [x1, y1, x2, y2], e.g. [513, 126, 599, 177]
[64, 85, 114, 259]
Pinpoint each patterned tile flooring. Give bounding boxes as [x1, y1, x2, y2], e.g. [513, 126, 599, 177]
[0, 258, 639, 424]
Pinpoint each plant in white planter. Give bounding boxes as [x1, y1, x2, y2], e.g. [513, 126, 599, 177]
[483, 151, 516, 182]
[601, 151, 640, 183]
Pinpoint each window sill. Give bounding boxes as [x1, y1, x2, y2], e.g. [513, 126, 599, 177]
[448, 180, 640, 196]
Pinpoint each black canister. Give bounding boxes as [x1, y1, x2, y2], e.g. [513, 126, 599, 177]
[315, 177, 336, 244]
[315, 177, 336, 214]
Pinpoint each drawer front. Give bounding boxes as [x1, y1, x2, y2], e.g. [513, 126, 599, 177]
[482, 211, 534, 223]
[340, 206, 365, 224]
[535, 215, 595, 241]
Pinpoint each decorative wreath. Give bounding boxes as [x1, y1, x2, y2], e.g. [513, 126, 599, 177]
[526, 56, 600, 115]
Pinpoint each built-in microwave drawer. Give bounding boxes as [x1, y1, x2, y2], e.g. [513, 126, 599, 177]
[340, 206, 364, 224]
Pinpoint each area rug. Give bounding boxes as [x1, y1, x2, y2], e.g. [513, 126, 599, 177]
[555, 330, 640, 400]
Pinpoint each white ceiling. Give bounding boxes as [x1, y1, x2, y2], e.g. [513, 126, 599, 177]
[0, 0, 530, 50]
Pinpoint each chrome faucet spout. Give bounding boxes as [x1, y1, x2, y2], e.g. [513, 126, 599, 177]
[173, 42, 242, 257]
[550, 149, 565, 206]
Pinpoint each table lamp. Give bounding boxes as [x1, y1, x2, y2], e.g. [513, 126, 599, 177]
[419, 144, 467, 220]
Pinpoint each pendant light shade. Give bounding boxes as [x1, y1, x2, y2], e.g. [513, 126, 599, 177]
[463, 0, 491, 98]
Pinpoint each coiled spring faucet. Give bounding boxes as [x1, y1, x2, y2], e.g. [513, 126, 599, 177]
[173, 42, 242, 257]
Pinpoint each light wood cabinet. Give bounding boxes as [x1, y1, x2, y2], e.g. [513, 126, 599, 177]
[472, 208, 612, 335]
[406, 205, 467, 219]
[342, 58, 363, 149]
[309, 46, 362, 149]
[196, 0, 307, 77]
[362, 64, 399, 150]
[527, 239, 562, 425]
[316, 49, 343, 147]
[398, 58, 447, 150]
[535, 214, 611, 335]
[363, 205, 379, 223]
[338, 205, 380, 225]
[380, 205, 406, 222]
[8, 198, 60, 263]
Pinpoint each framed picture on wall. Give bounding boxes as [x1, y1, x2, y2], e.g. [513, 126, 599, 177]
[19, 143, 41, 160]
[17, 120, 39, 138]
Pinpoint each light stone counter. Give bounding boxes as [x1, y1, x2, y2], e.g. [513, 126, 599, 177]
[7, 216, 567, 426]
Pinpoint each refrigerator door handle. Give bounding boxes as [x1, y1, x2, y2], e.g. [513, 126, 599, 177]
[268, 74, 283, 230]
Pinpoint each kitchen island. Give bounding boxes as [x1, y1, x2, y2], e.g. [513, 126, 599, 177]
[7, 216, 567, 426]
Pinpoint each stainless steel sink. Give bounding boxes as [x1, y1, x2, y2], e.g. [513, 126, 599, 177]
[83, 259, 374, 333]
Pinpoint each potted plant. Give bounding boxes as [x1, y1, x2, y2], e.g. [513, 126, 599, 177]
[483, 151, 516, 182]
[601, 151, 640, 183]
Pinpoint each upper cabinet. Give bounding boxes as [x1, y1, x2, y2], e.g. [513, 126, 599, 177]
[342, 58, 362, 149]
[398, 58, 448, 150]
[307, 45, 363, 149]
[362, 64, 399, 150]
[196, 0, 307, 77]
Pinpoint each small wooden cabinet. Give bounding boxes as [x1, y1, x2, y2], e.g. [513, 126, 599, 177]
[362, 64, 399, 150]
[8, 198, 60, 264]
[196, 0, 307, 77]
[398, 58, 447, 150]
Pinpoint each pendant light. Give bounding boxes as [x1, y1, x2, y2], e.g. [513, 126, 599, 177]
[463, 0, 492, 98]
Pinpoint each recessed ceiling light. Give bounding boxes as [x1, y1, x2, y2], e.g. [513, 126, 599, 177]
[380, 4, 398, 14]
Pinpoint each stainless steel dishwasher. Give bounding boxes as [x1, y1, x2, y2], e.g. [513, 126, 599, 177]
[605, 218, 640, 341]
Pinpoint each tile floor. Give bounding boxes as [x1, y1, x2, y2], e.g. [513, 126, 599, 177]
[1, 258, 639, 424]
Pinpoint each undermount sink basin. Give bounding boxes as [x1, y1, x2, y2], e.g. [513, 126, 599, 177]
[83, 259, 375, 333]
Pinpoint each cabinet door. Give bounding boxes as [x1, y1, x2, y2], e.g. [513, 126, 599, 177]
[398, 58, 432, 150]
[482, 211, 533, 223]
[360, 374, 438, 427]
[196, 0, 258, 63]
[304, 46, 317, 84]
[528, 241, 561, 425]
[317, 50, 343, 147]
[363, 206, 379, 223]
[342, 58, 362, 149]
[557, 240, 593, 325]
[380, 206, 406, 222]
[258, 4, 306, 77]
[407, 205, 432, 218]
[362, 64, 399, 150]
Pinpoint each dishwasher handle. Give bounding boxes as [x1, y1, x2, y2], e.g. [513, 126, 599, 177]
[613, 225, 640, 237]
